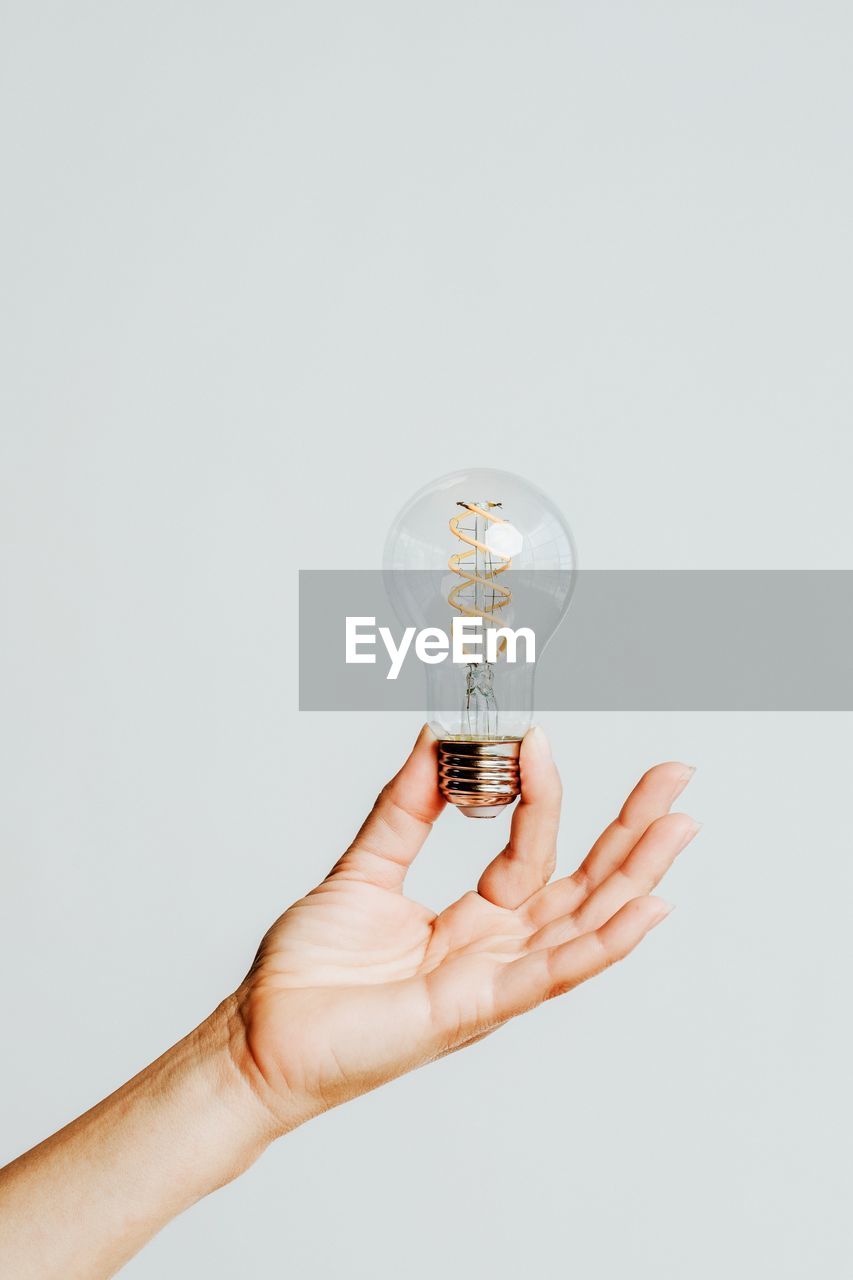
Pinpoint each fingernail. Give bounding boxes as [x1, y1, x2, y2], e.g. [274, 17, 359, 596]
[526, 726, 552, 759]
[677, 816, 702, 852]
[670, 765, 696, 804]
[649, 900, 676, 929]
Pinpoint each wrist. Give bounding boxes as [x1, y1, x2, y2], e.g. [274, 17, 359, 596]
[192, 995, 282, 1167]
[209, 990, 313, 1146]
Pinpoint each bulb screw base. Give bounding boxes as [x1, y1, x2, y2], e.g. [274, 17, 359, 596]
[438, 738, 522, 818]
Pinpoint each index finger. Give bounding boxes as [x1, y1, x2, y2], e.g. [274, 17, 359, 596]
[477, 727, 563, 910]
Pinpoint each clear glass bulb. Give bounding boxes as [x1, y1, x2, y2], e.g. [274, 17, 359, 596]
[384, 467, 576, 817]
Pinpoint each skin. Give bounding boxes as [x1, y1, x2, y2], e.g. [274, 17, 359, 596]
[0, 726, 699, 1279]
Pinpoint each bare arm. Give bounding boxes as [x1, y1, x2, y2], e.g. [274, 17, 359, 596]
[0, 727, 698, 1278]
[0, 1002, 274, 1278]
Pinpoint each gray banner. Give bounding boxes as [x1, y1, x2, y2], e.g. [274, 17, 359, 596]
[298, 570, 853, 711]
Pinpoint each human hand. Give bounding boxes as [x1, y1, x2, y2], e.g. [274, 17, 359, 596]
[0, 727, 698, 1279]
[231, 727, 699, 1133]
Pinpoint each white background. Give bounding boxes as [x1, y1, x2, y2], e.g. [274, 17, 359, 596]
[1, 3, 851, 1277]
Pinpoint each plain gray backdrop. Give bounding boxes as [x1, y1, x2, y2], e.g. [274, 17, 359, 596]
[1, 3, 851, 1277]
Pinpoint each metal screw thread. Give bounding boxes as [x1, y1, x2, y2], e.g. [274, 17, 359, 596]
[438, 738, 522, 810]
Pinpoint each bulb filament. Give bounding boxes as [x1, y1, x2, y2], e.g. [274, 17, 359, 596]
[448, 501, 514, 735]
[447, 501, 513, 628]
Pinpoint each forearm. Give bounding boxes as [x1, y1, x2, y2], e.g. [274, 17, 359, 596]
[0, 997, 277, 1280]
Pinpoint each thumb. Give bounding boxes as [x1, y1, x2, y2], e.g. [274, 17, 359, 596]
[330, 725, 445, 891]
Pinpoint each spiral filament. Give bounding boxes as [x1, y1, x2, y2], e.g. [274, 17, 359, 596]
[447, 501, 513, 624]
[448, 500, 514, 736]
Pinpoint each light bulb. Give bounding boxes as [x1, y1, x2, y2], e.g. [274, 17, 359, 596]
[384, 467, 576, 818]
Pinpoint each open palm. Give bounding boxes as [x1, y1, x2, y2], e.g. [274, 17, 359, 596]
[235, 727, 698, 1130]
